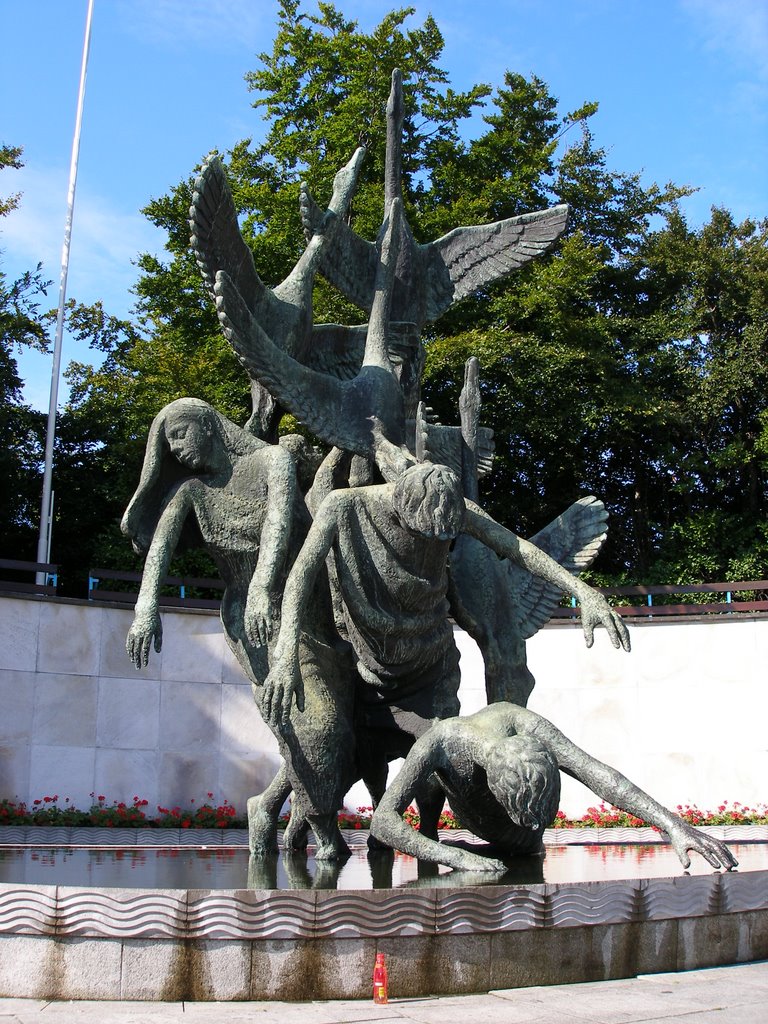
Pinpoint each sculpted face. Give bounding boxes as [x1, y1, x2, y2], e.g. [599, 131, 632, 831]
[163, 407, 214, 472]
[392, 463, 465, 541]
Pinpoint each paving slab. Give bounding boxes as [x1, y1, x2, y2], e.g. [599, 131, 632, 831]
[0, 962, 766, 1024]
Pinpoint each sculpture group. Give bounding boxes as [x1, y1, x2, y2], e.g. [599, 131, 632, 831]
[123, 71, 735, 874]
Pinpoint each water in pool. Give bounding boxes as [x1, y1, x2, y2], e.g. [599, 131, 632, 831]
[0, 843, 763, 890]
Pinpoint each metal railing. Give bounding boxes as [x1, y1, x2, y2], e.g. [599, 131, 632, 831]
[0, 559, 58, 597]
[87, 567, 224, 610]
[2, 559, 768, 620]
[555, 580, 768, 620]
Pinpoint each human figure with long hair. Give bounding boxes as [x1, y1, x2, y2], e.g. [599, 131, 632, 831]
[122, 398, 357, 860]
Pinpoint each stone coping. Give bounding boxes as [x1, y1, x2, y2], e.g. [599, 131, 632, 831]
[0, 862, 766, 941]
[0, 830, 766, 1000]
[1, 824, 766, 847]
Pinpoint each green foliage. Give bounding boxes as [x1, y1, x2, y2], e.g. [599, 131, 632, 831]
[0, 793, 245, 829]
[0, 146, 51, 560]
[8, 3, 767, 589]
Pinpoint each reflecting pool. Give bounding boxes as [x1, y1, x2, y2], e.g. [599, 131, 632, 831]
[0, 842, 764, 890]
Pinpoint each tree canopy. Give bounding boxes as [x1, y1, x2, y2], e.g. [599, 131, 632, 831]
[0, 145, 50, 560]
[7, 2, 768, 594]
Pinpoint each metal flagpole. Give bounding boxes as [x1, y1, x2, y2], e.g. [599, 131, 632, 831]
[36, 0, 95, 583]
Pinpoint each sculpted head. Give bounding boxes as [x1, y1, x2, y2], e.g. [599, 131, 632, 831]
[484, 735, 561, 833]
[161, 398, 219, 473]
[392, 463, 464, 540]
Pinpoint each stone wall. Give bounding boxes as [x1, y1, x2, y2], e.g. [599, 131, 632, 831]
[0, 596, 280, 815]
[1, 594, 765, 816]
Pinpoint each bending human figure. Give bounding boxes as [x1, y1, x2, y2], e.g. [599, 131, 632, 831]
[121, 398, 358, 859]
[369, 702, 738, 874]
[264, 462, 630, 738]
[122, 398, 298, 665]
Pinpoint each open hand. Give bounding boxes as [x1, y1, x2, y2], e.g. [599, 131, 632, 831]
[579, 591, 631, 652]
[126, 608, 162, 669]
[261, 655, 304, 728]
[245, 586, 279, 647]
[448, 849, 507, 873]
[669, 822, 738, 871]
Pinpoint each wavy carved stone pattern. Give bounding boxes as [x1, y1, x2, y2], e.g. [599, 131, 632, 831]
[56, 887, 188, 938]
[0, 886, 57, 935]
[543, 828, 666, 845]
[18, 827, 74, 846]
[437, 887, 547, 933]
[1, 824, 766, 848]
[722, 825, 768, 842]
[640, 875, 720, 921]
[0, 869, 764, 944]
[546, 881, 640, 927]
[187, 890, 316, 939]
[719, 870, 768, 914]
[315, 891, 435, 937]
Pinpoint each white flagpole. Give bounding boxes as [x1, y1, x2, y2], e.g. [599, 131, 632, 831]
[36, 0, 95, 582]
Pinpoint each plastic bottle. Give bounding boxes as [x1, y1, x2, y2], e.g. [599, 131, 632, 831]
[373, 952, 388, 1004]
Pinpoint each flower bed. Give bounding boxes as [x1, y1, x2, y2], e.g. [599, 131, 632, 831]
[0, 793, 240, 829]
[2, 795, 767, 830]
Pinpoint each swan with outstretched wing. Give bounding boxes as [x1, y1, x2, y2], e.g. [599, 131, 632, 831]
[300, 69, 569, 328]
[189, 147, 365, 437]
[449, 495, 609, 706]
[214, 198, 416, 481]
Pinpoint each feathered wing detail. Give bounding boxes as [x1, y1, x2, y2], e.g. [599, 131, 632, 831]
[191, 154, 310, 437]
[301, 185, 378, 313]
[424, 204, 570, 322]
[215, 270, 406, 461]
[508, 495, 609, 639]
[190, 154, 272, 316]
[301, 185, 568, 328]
[192, 150, 370, 437]
[214, 271, 357, 452]
[529, 495, 609, 572]
[414, 422, 494, 480]
[305, 324, 367, 380]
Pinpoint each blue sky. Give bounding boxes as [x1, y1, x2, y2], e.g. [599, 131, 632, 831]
[2, 0, 767, 410]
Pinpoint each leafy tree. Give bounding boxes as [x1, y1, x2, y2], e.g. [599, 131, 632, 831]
[641, 210, 768, 582]
[62, 2, 768, 588]
[0, 145, 49, 560]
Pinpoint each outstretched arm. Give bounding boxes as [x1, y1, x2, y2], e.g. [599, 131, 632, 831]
[261, 491, 341, 725]
[244, 446, 298, 647]
[126, 483, 196, 668]
[370, 731, 506, 873]
[463, 503, 630, 653]
[519, 709, 737, 871]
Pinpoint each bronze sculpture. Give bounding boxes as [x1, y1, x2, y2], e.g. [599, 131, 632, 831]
[124, 68, 735, 874]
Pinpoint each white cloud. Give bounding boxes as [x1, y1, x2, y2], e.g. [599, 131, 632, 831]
[682, 0, 768, 80]
[2, 162, 166, 409]
[1, 163, 163, 321]
[113, 0, 280, 53]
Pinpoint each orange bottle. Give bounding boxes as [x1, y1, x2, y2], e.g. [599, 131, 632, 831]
[373, 952, 388, 1004]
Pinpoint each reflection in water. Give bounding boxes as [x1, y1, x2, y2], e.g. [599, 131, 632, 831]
[0, 843, 764, 891]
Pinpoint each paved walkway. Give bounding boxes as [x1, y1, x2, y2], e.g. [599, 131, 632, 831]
[0, 962, 766, 1023]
